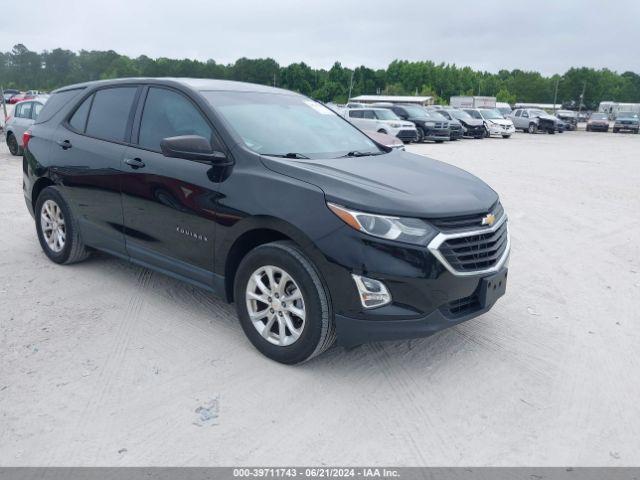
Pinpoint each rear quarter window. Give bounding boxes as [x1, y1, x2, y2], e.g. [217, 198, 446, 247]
[33, 88, 85, 124]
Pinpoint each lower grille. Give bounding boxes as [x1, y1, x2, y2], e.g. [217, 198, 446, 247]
[446, 294, 480, 316]
[397, 129, 417, 140]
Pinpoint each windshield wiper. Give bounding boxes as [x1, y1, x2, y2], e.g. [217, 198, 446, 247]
[338, 150, 385, 158]
[263, 152, 310, 159]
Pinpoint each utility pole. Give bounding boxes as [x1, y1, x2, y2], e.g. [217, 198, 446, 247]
[553, 77, 561, 113]
[577, 81, 586, 117]
[347, 70, 355, 103]
[0, 85, 7, 129]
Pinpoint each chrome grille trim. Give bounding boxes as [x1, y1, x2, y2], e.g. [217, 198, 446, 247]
[427, 213, 510, 277]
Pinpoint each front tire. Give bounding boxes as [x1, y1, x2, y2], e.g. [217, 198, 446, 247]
[35, 187, 90, 265]
[528, 123, 538, 134]
[7, 133, 22, 156]
[415, 127, 425, 143]
[502, 134, 511, 139]
[234, 241, 335, 364]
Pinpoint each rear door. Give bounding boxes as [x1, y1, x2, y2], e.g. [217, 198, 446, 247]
[120, 86, 222, 289]
[51, 85, 140, 256]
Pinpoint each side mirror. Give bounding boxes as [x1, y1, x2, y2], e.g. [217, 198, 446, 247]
[160, 135, 227, 163]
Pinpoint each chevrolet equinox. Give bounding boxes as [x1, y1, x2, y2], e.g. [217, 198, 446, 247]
[22, 78, 510, 364]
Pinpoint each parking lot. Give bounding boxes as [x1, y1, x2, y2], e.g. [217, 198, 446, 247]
[1, 130, 639, 466]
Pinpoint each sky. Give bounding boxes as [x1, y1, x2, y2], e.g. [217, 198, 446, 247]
[2, 0, 639, 75]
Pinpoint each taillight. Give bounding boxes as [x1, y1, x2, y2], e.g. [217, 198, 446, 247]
[23, 130, 32, 150]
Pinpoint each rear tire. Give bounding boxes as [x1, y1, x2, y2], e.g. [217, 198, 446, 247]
[234, 241, 335, 364]
[35, 187, 91, 265]
[7, 133, 21, 156]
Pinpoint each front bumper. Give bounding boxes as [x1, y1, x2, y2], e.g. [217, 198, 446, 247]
[335, 268, 508, 346]
[588, 123, 609, 131]
[486, 124, 515, 136]
[614, 123, 639, 132]
[311, 214, 510, 347]
[424, 128, 451, 141]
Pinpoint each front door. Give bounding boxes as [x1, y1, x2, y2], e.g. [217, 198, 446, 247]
[120, 86, 221, 290]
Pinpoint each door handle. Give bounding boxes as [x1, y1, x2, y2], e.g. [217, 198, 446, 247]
[124, 157, 145, 169]
[56, 139, 72, 150]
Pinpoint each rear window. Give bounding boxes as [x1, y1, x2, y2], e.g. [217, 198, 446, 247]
[33, 88, 85, 124]
[85, 87, 138, 142]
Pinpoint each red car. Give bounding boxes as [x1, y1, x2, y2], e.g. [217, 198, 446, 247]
[8, 90, 42, 104]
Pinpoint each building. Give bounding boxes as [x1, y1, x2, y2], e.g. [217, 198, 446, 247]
[349, 95, 434, 106]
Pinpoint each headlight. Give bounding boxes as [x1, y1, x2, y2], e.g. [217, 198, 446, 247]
[389, 123, 401, 128]
[327, 203, 435, 245]
[423, 121, 436, 127]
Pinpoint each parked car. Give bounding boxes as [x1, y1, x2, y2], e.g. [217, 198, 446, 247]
[439, 109, 486, 139]
[509, 108, 558, 134]
[22, 78, 509, 364]
[586, 112, 610, 132]
[5, 98, 47, 156]
[375, 103, 451, 143]
[8, 90, 44, 104]
[2, 88, 20, 103]
[366, 130, 406, 150]
[555, 110, 578, 130]
[431, 110, 463, 140]
[465, 108, 515, 138]
[344, 107, 417, 142]
[613, 112, 640, 133]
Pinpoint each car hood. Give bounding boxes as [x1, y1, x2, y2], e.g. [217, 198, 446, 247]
[457, 118, 484, 127]
[486, 118, 513, 126]
[535, 113, 557, 121]
[261, 151, 498, 218]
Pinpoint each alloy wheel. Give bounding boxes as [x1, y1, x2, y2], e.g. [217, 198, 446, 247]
[245, 265, 306, 346]
[40, 199, 66, 253]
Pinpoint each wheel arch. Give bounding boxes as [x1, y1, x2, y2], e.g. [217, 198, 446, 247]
[221, 216, 322, 303]
[31, 177, 55, 212]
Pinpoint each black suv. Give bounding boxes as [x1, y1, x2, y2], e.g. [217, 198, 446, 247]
[376, 104, 451, 143]
[22, 78, 509, 364]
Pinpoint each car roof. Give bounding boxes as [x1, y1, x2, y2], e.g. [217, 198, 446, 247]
[52, 77, 296, 96]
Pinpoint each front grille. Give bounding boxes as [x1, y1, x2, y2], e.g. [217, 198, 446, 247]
[439, 221, 508, 272]
[430, 202, 504, 231]
[450, 124, 462, 131]
[446, 294, 480, 316]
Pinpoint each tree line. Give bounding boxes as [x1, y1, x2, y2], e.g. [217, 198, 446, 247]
[2, 44, 640, 109]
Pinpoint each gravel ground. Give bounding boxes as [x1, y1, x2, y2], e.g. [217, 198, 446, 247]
[0, 130, 639, 466]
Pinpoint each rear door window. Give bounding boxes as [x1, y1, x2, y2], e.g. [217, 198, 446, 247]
[138, 87, 213, 151]
[349, 110, 363, 118]
[85, 87, 138, 142]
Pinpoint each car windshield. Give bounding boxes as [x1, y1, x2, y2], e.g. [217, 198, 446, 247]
[400, 105, 429, 118]
[530, 109, 547, 116]
[558, 110, 576, 117]
[202, 91, 383, 159]
[374, 109, 400, 120]
[617, 112, 638, 119]
[480, 109, 504, 119]
[449, 110, 472, 120]
[591, 113, 607, 120]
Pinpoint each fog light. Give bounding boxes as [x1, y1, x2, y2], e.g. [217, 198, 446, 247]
[352, 274, 392, 309]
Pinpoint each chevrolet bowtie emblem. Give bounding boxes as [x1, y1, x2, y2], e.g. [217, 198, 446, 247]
[481, 213, 496, 226]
